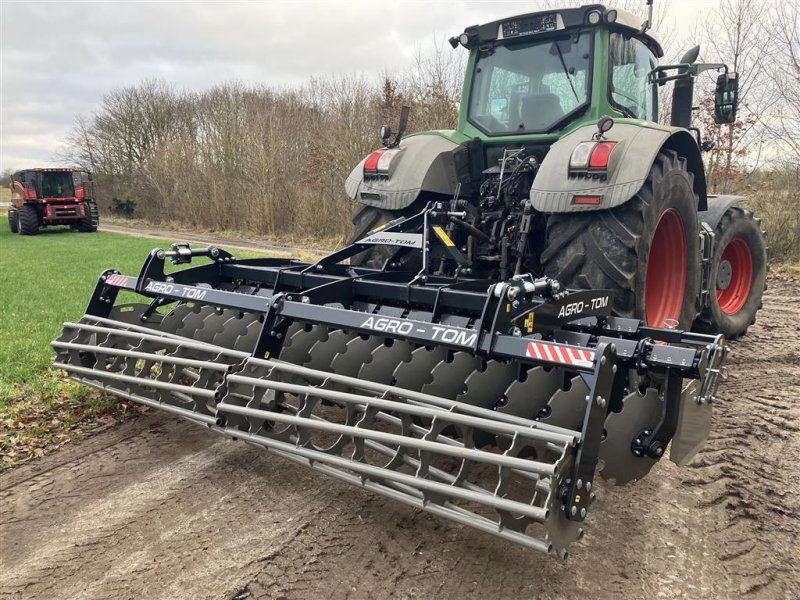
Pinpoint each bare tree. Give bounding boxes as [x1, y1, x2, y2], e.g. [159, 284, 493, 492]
[694, 0, 773, 189]
[763, 0, 800, 166]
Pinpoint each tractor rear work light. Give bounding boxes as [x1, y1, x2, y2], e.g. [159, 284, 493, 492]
[569, 141, 617, 172]
[363, 148, 401, 176]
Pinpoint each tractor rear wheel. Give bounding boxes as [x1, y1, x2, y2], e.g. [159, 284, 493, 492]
[541, 150, 701, 328]
[347, 204, 419, 270]
[77, 201, 99, 232]
[695, 207, 767, 338]
[8, 209, 19, 233]
[17, 204, 40, 236]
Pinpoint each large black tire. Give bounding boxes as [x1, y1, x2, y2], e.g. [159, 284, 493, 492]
[347, 204, 419, 270]
[17, 204, 40, 236]
[8, 209, 19, 233]
[694, 207, 767, 339]
[77, 201, 99, 232]
[541, 150, 701, 329]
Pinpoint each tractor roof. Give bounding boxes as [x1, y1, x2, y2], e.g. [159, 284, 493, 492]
[459, 4, 663, 58]
[15, 167, 86, 175]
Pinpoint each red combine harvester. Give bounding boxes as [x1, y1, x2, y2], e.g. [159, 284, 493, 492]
[7, 168, 98, 235]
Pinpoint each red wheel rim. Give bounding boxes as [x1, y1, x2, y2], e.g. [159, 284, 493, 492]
[645, 209, 687, 327]
[716, 238, 753, 315]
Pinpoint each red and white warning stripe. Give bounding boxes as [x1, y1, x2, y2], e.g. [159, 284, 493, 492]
[526, 341, 595, 369]
[105, 274, 129, 287]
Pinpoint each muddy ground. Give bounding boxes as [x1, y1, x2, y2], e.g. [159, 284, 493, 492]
[1, 280, 798, 600]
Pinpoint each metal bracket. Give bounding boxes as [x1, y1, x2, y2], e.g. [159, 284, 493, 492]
[699, 222, 715, 310]
[564, 342, 617, 521]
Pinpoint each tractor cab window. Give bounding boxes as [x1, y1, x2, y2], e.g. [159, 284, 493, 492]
[468, 32, 593, 135]
[608, 33, 658, 121]
[41, 171, 75, 198]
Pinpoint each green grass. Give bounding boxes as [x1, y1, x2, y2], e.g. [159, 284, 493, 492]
[0, 225, 268, 404]
[0, 223, 271, 466]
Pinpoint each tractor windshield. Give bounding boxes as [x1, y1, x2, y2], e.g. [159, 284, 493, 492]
[41, 171, 75, 198]
[467, 32, 592, 135]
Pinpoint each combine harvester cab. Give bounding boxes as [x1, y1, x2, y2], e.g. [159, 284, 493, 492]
[53, 216, 728, 558]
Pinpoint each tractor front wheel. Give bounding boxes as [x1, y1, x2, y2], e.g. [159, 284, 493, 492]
[695, 207, 767, 338]
[17, 204, 40, 236]
[541, 150, 701, 328]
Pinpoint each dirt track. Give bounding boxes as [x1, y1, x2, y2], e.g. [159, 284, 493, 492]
[1, 280, 798, 600]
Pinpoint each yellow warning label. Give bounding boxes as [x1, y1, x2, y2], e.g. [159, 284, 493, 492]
[524, 311, 534, 333]
[432, 225, 455, 247]
[369, 223, 388, 235]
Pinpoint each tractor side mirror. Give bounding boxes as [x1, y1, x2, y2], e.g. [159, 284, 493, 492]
[714, 72, 738, 124]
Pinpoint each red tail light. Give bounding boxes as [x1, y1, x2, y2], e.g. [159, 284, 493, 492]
[363, 148, 401, 176]
[364, 149, 387, 173]
[75, 186, 85, 200]
[588, 142, 616, 169]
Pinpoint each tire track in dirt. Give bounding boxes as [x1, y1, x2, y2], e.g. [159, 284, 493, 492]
[0, 416, 335, 600]
[679, 280, 800, 597]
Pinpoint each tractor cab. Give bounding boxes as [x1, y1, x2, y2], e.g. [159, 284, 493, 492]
[456, 5, 662, 140]
[456, 3, 739, 141]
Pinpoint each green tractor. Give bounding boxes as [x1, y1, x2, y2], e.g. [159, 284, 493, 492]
[346, 2, 766, 338]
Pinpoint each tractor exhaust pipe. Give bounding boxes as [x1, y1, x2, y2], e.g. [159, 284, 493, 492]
[671, 45, 700, 129]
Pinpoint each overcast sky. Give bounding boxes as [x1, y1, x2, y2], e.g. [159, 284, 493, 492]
[1, 0, 727, 171]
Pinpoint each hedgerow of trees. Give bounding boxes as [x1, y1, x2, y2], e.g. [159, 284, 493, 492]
[65, 46, 462, 242]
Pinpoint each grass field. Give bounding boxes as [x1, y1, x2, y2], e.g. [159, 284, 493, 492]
[0, 223, 268, 465]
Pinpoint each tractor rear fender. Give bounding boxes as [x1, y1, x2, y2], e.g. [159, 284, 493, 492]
[530, 122, 708, 213]
[698, 194, 745, 230]
[345, 133, 471, 210]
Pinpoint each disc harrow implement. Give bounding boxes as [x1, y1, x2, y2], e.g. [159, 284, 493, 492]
[53, 235, 728, 558]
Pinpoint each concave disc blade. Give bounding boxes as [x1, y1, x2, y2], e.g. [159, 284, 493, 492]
[306, 330, 356, 373]
[498, 366, 562, 420]
[599, 387, 662, 485]
[193, 307, 227, 345]
[457, 360, 519, 446]
[174, 305, 210, 338]
[211, 313, 254, 350]
[457, 360, 519, 411]
[540, 375, 589, 430]
[330, 335, 384, 378]
[393, 346, 448, 392]
[159, 303, 194, 336]
[278, 324, 327, 365]
[422, 352, 482, 401]
[358, 340, 414, 385]
[234, 316, 263, 353]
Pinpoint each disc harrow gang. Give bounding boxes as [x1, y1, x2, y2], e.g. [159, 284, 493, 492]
[53, 242, 728, 557]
